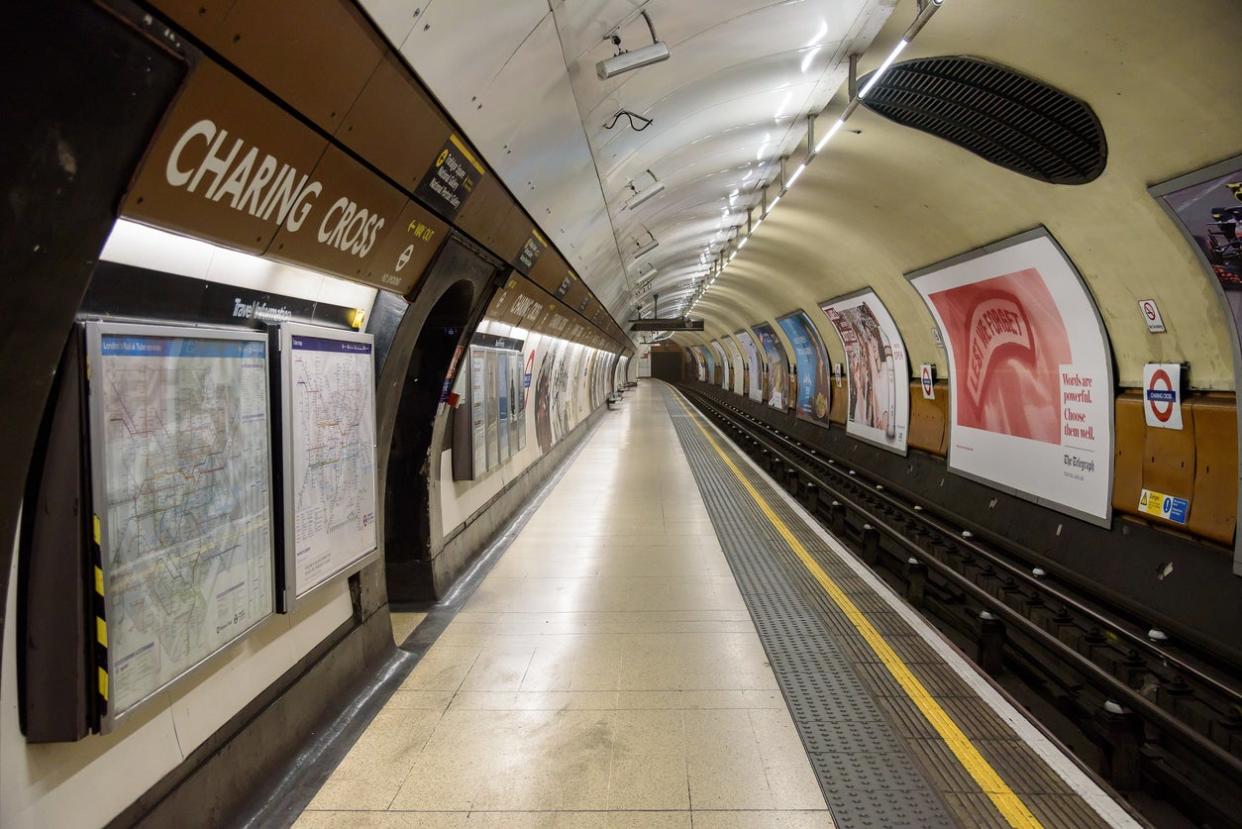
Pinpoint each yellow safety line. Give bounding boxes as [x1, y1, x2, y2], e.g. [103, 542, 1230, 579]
[672, 391, 1043, 829]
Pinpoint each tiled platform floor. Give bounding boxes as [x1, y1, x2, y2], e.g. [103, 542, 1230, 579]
[295, 383, 832, 829]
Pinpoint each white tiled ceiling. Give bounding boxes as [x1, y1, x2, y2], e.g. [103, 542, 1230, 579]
[362, 0, 894, 326]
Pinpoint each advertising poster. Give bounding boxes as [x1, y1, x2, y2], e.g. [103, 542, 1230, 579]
[820, 291, 909, 454]
[735, 330, 763, 402]
[776, 310, 832, 427]
[484, 349, 499, 470]
[511, 351, 525, 452]
[470, 347, 487, 473]
[711, 341, 730, 390]
[908, 229, 1114, 524]
[690, 346, 706, 381]
[703, 344, 716, 384]
[752, 323, 788, 410]
[1154, 160, 1242, 344]
[726, 336, 746, 395]
[534, 342, 555, 453]
[497, 349, 511, 464]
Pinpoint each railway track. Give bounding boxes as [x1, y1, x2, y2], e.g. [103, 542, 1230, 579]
[677, 382, 1242, 827]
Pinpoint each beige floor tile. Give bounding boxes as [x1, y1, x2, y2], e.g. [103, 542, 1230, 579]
[607, 709, 689, 809]
[298, 385, 824, 828]
[390, 612, 427, 646]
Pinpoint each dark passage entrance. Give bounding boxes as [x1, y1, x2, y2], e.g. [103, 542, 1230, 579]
[384, 280, 475, 603]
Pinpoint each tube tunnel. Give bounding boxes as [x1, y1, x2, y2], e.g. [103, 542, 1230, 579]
[2, 1, 1241, 827]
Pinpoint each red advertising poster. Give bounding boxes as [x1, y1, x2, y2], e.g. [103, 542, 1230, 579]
[909, 230, 1113, 524]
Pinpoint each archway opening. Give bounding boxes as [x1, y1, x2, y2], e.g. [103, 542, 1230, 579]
[384, 280, 474, 603]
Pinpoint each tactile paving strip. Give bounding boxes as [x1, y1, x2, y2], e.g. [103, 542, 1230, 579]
[664, 388, 1112, 829]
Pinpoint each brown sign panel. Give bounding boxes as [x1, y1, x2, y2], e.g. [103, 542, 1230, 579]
[214, 0, 385, 134]
[457, 174, 525, 257]
[486, 275, 546, 329]
[338, 54, 451, 192]
[415, 134, 484, 220]
[362, 199, 447, 296]
[512, 227, 548, 275]
[267, 144, 409, 282]
[121, 60, 328, 255]
[529, 248, 569, 296]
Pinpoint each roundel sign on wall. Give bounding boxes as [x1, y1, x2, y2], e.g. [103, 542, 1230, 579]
[1142, 363, 1183, 430]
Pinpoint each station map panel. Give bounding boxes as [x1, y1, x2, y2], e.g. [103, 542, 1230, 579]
[90, 325, 274, 719]
[284, 329, 377, 601]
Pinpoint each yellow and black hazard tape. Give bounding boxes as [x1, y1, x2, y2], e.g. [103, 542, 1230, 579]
[91, 514, 109, 720]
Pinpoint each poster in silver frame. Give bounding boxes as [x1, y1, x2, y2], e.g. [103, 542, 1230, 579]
[85, 320, 276, 732]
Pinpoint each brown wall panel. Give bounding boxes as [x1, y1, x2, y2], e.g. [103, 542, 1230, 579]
[456, 174, 520, 254]
[146, 0, 237, 47]
[363, 200, 447, 296]
[1143, 414, 1196, 499]
[215, 0, 385, 133]
[121, 60, 328, 255]
[267, 144, 408, 283]
[530, 249, 570, 296]
[337, 54, 451, 192]
[1112, 394, 1147, 516]
[907, 382, 948, 455]
[1188, 396, 1238, 544]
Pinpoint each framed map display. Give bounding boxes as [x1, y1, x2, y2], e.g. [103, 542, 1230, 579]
[276, 322, 378, 610]
[86, 322, 276, 728]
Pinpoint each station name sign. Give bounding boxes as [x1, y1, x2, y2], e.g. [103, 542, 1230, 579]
[122, 60, 446, 296]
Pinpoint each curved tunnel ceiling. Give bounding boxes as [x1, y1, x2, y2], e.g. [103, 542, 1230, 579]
[670, 0, 1242, 392]
[361, 0, 896, 327]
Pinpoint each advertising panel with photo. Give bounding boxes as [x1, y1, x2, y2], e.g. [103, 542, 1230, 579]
[690, 346, 706, 381]
[776, 310, 832, 427]
[736, 330, 763, 402]
[820, 291, 909, 454]
[726, 336, 746, 395]
[1154, 159, 1242, 344]
[752, 323, 788, 410]
[908, 229, 1114, 524]
[711, 340, 730, 390]
[703, 344, 716, 384]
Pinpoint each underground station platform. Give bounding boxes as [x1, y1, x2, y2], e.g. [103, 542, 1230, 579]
[286, 383, 1142, 829]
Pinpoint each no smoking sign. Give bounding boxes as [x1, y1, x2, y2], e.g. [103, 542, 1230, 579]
[1143, 363, 1182, 430]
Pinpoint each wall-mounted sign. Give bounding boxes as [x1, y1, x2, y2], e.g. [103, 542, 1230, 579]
[932, 326, 945, 348]
[1138, 298, 1166, 333]
[920, 364, 936, 400]
[121, 60, 445, 295]
[514, 228, 547, 273]
[1138, 487, 1189, 525]
[415, 133, 484, 220]
[1143, 362, 1183, 429]
[908, 228, 1114, 526]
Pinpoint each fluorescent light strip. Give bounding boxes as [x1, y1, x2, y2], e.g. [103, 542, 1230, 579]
[858, 38, 908, 99]
[786, 162, 807, 187]
[814, 117, 845, 153]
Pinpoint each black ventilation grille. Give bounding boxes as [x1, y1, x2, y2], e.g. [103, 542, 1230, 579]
[859, 56, 1106, 185]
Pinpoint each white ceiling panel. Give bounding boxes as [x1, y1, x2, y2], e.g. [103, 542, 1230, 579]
[363, 0, 895, 326]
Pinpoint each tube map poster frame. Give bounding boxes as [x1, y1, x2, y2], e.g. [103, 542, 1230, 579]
[278, 322, 379, 611]
[819, 289, 910, 455]
[907, 227, 1115, 526]
[86, 321, 276, 729]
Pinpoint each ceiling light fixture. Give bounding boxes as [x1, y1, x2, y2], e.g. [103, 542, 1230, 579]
[859, 38, 909, 99]
[597, 11, 670, 79]
[625, 174, 666, 210]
